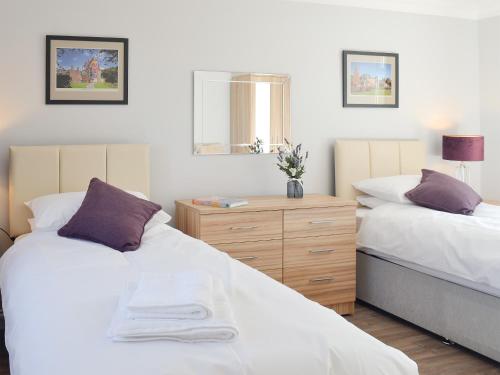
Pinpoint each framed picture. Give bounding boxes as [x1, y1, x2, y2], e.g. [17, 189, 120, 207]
[343, 50, 398, 108]
[46, 35, 128, 104]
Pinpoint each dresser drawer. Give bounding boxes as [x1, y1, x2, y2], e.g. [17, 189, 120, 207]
[284, 234, 355, 268]
[284, 206, 355, 239]
[216, 240, 282, 271]
[284, 263, 355, 306]
[200, 211, 282, 245]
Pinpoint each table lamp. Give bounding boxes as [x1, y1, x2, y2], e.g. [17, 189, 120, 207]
[442, 135, 484, 184]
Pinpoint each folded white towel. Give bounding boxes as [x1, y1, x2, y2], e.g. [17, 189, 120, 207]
[127, 271, 214, 320]
[108, 278, 239, 343]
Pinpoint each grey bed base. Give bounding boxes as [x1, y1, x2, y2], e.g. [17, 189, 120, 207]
[356, 251, 500, 363]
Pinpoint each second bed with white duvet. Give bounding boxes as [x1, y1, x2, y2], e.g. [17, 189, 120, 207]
[357, 202, 500, 297]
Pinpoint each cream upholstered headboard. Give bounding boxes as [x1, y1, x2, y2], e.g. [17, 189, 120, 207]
[9, 144, 150, 237]
[334, 139, 426, 200]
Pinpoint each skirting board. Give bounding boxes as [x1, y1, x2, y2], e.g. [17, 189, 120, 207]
[356, 251, 500, 363]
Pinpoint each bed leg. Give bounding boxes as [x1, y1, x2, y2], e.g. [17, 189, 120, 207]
[442, 338, 456, 346]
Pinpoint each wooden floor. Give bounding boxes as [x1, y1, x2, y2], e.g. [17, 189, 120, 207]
[0, 303, 498, 374]
[347, 302, 500, 375]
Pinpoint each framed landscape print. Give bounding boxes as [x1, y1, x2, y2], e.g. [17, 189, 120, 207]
[343, 50, 398, 108]
[46, 35, 128, 104]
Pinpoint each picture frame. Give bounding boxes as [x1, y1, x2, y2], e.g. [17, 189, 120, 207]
[46, 35, 128, 104]
[342, 50, 398, 108]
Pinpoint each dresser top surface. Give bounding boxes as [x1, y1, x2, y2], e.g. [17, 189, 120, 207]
[485, 200, 500, 206]
[176, 194, 356, 214]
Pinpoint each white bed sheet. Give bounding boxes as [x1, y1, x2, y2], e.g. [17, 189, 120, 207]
[358, 202, 500, 295]
[356, 207, 371, 231]
[0, 226, 417, 375]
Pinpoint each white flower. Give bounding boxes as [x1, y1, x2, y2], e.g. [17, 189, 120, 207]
[289, 168, 297, 176]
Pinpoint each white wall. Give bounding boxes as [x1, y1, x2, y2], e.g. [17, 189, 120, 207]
[479, 16, 500, 200]
[0, 0, 481, 229]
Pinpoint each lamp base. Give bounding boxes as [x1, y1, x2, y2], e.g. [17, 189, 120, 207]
[455, 162, 470, 184]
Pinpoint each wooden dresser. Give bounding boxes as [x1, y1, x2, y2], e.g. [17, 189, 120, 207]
[485, 200, 500, 206]
[175, 195, 357, 315]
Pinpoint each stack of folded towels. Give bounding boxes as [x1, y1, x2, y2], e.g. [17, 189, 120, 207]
[108, 271, 239, 343]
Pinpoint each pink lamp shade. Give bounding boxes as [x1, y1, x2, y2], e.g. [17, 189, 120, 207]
[442, 135, 484, 162]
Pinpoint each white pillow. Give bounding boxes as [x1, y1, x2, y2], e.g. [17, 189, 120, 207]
[145, 210, 172, 232]
[25, 191, 171, 232]
[356, 195, 390, 209]
[26, 192, 85, 231]
[352, 175, 421, 204]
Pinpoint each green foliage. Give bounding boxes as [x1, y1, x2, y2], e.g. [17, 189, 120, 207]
[56, 73, 71, 88]
[101, 67, 118, 84]
[248, 137, 264, 154]
[69, 82, 88, 88]
[94, 82, 118, 89]
[276, 138, 309, 181]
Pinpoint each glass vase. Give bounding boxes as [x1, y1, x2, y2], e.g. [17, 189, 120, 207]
[287, 179, 303, 199]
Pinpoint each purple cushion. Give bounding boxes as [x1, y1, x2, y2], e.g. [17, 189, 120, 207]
[58, 178, 161, 251]
[405, 169, 482, 215]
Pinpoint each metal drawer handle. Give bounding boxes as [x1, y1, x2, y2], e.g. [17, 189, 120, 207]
[309, 219, 336, 225]
[309, 248, 335, 255]
[235, 256, 258, 261]
[230, 226, 258, 230]
[309, 276, 335, 284]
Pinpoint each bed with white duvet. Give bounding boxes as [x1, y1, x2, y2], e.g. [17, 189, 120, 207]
[0, 225, 417, 375]
[358, 202, 500, 296]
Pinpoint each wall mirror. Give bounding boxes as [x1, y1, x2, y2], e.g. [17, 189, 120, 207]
[193, 71, 291, 155]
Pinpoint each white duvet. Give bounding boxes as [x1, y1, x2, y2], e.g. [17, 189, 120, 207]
[0, 226, 417, 375]
[358, 202, 500, 293]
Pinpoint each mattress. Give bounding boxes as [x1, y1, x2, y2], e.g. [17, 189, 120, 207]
[0, 225, 417, 375]
[357, 202, 500, 298]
